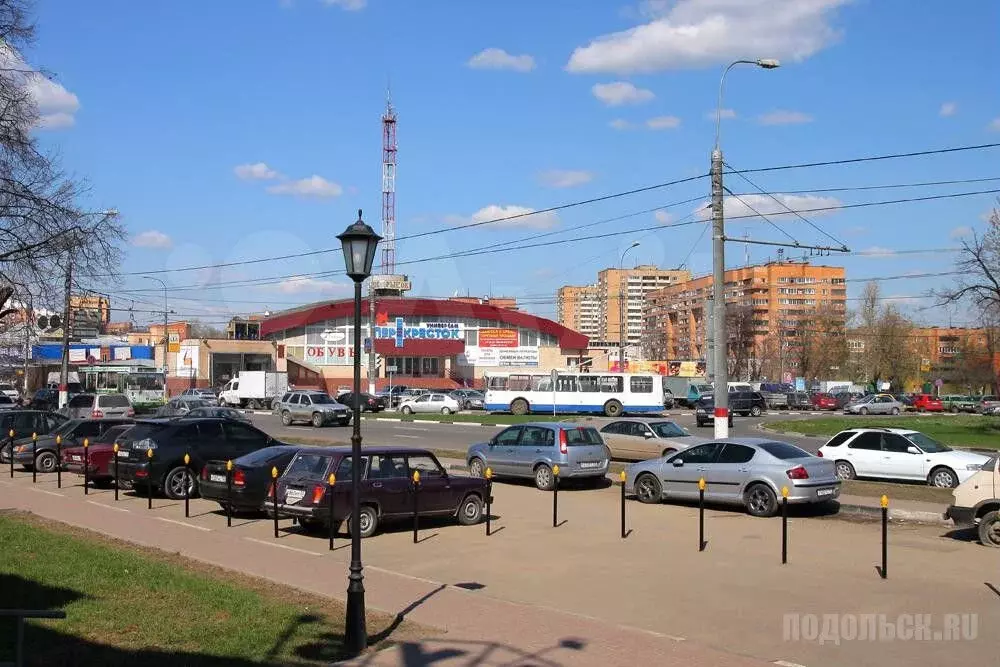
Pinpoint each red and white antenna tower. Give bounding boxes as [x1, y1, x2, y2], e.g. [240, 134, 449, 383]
[380, 89, 397, 274]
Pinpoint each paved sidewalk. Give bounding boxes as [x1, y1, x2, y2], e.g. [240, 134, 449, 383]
[0, 476, 774, 667]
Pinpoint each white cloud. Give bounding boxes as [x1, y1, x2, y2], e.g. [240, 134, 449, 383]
[705, 108, 736, 121]
[466, 48, 536, 72]
[266, 175, 343, 198]
[939, 102, 958, 117]
[646, 115, 681, 129]
[452, 204, 560, 230]
[609, 118, 633, 130]
[758, 110, 813, 125]
[858, 246, 896, 257]
[591, 81, 654, 106]
[271, 275, 346, 294]
[950, 225, 973, 240]
[0, 46, 81, 130]
[654, 210, 675, 224]
[537, 169, 594, 188]
[990, 118, 1000, 131]
[566, 0, 848, 74]
[697, 194, 843, 220]
[131, 230, 173, 249]
[322, 0, 366, 10]
[234, 162, 280, 180]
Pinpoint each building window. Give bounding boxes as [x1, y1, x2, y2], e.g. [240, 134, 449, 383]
[519, 329, 538, 347]
[465, 329, 478, 346]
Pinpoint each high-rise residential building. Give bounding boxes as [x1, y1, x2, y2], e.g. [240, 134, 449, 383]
[596, 266, 690, 348]
[557, 285, 600, 339]
[643, 261, 846, 376]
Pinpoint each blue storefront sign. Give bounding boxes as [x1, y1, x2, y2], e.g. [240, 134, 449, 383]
[373, 317, 463, 349]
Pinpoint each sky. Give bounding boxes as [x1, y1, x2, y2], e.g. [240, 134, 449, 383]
[24, 0, 1000, 328]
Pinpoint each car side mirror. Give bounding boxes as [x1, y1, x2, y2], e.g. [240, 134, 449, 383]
[644, 432, 653, 439]
[907, 446, 920, 455]
[672, 458, 684, 467]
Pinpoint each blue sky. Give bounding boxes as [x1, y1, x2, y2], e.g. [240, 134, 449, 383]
[26, 0, 1000, 326]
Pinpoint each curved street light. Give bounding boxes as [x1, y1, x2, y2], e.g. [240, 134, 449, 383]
[618, 241, 641, 370]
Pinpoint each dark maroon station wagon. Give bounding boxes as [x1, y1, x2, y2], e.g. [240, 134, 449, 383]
[269, 446, 487, 538]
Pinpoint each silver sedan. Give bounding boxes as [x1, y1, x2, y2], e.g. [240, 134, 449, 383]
[843, 394, 903, 415]
[624, 437, 841, 517]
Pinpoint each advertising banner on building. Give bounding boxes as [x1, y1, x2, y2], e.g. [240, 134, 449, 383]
[68, 349, 86, 363]
[373, 317, 464, 349]
[305, 345, 355, 366]
[667, 360, 707, 377]
[168, 332, 180, 353]
[476, 346, 540, 367]
[479, 328, 519, 348]
[177, 344, 200, 378]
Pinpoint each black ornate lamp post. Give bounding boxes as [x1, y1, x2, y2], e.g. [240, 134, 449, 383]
[337, 209, 382, 655]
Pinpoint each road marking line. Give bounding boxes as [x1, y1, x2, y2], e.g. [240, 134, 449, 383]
[243, 537, 320, 555]
[29, 487, 64, 497]
[397, 435, 421, 439]
[156, 517, 211, 532]
[87, 500, 130, 513]
[774, 661, 808, 667]
[375, 418, 401, 422]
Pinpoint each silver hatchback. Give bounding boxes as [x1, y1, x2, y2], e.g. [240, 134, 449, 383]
[466, 422, 610, 490]
[272, 390, 350, 428]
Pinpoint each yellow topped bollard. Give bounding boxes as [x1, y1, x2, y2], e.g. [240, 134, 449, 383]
[698, 476, 706, 552]
[485, 467, 493, 480]
[6, 429, 12, 479]
[485, 467, 494, 536]
[329, 473, 336, 485]
[880, 494, 889, 579]
[328, 472, 337, 551]
[552, 464, 560, 477]
[81, 437, 90, 494]
[412, 469, 421, 543]
[184, 453, 190, 466]
[551, 465, 561, 528]
[271, 466, 278, 479]
[226, 459, 233, 472]
[781, 486, 789, 498]
[56, 435, 63, 488]
[881, 494, 889, 509]
[619, 469, 628, 539]
[412, 469, 421, 485]
[781, 486, 790, 564]
[31, 432, 38, 483]
[113, 442, 120, 500]
[225, 460, 234, 527]
[182, 453, 192, 516]
[271, 466, 280, 538]
[145, 447, 154, 509]
[698, 477, 706, 492]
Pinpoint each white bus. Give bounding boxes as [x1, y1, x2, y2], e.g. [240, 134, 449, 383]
[483, 371, 665, 417]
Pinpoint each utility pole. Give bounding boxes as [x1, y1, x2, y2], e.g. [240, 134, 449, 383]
[144, 277, 169, 379]
[22, 295, 32, 397]
[59, 258, 72, 409]
[618, 242, 640, 372]
[367, 282, 376, 394]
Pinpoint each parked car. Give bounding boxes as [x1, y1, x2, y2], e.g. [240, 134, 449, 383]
[598, 419, 709, 461]
[62, 424, 134, 488]
[377, 385, 410, 408]
[785, 392, 812, 410]
[810, 392, 839, 411]
[626, 438, 841, 517]
[272, 390, 351, 428]
[978, 395, 1000, 414]
[843, 394, 903, 415]
[945, 455, 1000, 547]
[270, 447, 487, 538]
[27, 388, 58, 412]
[450, 389, 485, 410]
[911, 393, 943, 413]
[466, 422, 610, 490]
[817, 428, 989, 488]
[181, 388, 218, 400]
[0, 410, 68, 463]
[154, 396, 215, 418]
[199, 445, 301, 513]
[0, 383, 20, 401]
[182, 406, 252, 422]
[832, 391, 865, 409]
[694, 396, 735, 428]
[9, 418, 133, 473]
[940, 395, 978, 414]
[728, 391, 767, 417]
[58, 393, 134, 420]
[115, 417, 282, 499]
[337, 392, 386, 413]
[0, 395, 18, 411]
[398, 392, 461, 415]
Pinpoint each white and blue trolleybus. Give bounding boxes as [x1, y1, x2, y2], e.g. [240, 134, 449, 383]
[483, 371, 665, 417]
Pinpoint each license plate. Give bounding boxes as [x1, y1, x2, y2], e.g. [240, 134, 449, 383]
[817, 488, 835, 497]
[70, 455, 82, 462]
[579, 461, 601, 469]
[117, 450, 129, 458]
[210, 474, 226, 483]
[286, 489, 305, 504]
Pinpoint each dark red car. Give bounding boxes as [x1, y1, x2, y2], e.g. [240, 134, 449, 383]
[911, 394, 943, 412]
[811, 392, 838, 410]
[62, 424, 134, 488]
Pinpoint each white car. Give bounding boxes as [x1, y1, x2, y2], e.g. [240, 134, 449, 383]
[398, 392, 461, 415]
[817, 428, 989, 488]
[0, 383, 19, 401]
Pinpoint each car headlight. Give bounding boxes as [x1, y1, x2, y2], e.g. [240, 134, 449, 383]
[14, 445, 27, 453]
[967, 464, 984, 471]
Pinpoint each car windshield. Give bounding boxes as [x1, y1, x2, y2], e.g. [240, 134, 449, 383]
[854, 395, 874, 404]
[649, 422, 686, 438]
[697, 397, 715, 407]
[121, 422, 170, 443]
[907, 432, 952, 453]
[307, 394, 337, 405]
[237, 446, 298, 466]
[284, 453, 333, 480]
[760, 442, 811, 460]
[695, 384, 713, 393]
[564, 427, 603, 446]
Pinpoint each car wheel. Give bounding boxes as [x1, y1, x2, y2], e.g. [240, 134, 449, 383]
[950, 405, 959, 413]
[745, 483, 778, 517]
[311, 412, 324, 428]
[835, 460, 856, 480]
[510, 398, 529, 416]
[661, 447, 676, 457]
[348, 505, 378, 538]
[441, 407, 451, 415]
[163, 466, 197, 500]
[457, 494, 484, 525]
[35, 451, 57, 473]
[468, 458, 485, 478]
[928, 466, 958, 488]
[859, 408, 869, 416]
[401, 405, 413, 415]
[281, 411, 292, 426]
[534, 464, 554, 491]
[891, 407, 900, 415]
[750, 405, 763, 417]
[977, 510, 1000, 547]
[603, 399, 623, 418]
[634, 473, 662, 504]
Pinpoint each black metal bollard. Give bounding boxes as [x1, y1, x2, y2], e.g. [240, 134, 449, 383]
[698, 477, 705, 552]
[31, 433, 37, 484]
[8, 430, 13, 479]
[552, 465, 560, 527]
[620, 470, 627, 539]
[183, 453, 191, 518]
[781, 486, 789, 565]
[56, 435, 62, 489]
[146, 448, 154, 510]
[113, 443, 120, 501]
[328, 473, 336, 551]
[412, 470, 421, 544]
[83, 439, 89, 495]
[226, 460, 233, 528]
[485, 467, 493, 537]
[880, 495, 888, 579]
[271, 466, 279, 538]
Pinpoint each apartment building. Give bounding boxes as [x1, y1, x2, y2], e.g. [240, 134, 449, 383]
[556, 285, 600, 339]
[643, 261, 847, 370]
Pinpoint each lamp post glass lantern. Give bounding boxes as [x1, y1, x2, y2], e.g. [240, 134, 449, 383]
[338, 209, 381, 655]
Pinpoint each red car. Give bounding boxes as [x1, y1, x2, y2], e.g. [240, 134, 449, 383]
[911, 393, 943, 412]
[62, 424, 134, 488]
[810, 392, 838, 410]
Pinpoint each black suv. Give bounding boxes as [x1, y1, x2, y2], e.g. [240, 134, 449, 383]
[729, 391, 767, 417]
[116, 417, 281, 499]
[8, 418, 132, 472]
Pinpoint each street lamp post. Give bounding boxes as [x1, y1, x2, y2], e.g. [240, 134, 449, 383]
[710, 58, 779, 439]
[337, 209, 382, 656]
[143, 276, 170, 378]
[618, 242, 640, 371]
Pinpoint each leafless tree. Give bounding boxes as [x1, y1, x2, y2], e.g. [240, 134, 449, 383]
[796, 304, 849, 381]
[850, 282, 920, 390]
[725, 303, 755, 381]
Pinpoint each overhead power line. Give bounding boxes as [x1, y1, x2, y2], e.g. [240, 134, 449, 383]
[737, 142, 1000, 174]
